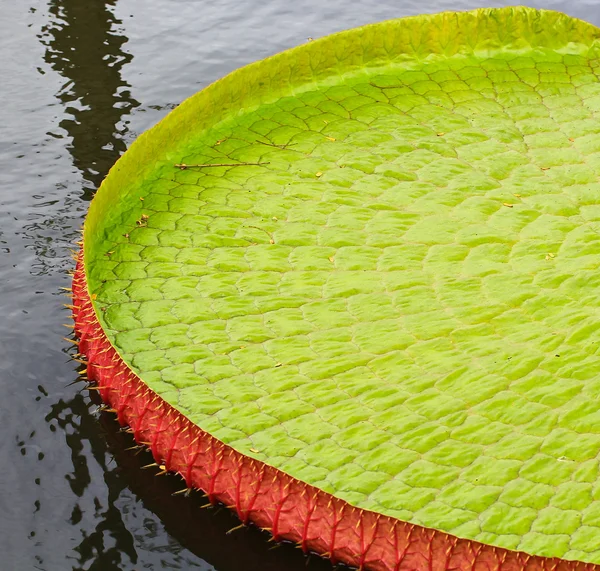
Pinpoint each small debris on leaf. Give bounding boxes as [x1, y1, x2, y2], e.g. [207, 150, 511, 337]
[175, 161, 268, 169]
[136, 214, 149, 227]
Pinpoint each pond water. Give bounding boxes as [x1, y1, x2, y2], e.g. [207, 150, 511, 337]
[3, 1, 600, 569]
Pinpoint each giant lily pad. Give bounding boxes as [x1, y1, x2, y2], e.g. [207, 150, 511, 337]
[75, 7, 600, 568]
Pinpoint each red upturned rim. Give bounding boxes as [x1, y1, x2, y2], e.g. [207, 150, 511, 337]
[71, 249, 598, 571]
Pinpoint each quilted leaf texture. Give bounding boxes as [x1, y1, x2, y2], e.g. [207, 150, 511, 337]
[76, 7, 600, 568]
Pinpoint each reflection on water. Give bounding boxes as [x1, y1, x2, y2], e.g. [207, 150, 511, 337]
[45, 390, 140, 570]
[37, 2, 146, 569]
[40, 0, 139, 196]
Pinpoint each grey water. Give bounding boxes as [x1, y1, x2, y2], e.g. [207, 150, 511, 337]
[2, 1, 600, 569]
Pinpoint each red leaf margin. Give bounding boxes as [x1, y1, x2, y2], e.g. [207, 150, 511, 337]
[72, 250, 597, 571]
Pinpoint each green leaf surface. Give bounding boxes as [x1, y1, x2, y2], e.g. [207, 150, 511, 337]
[84, 7, 600, 563]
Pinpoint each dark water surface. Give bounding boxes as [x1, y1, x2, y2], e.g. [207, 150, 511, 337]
[3, 1, 600, 569]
